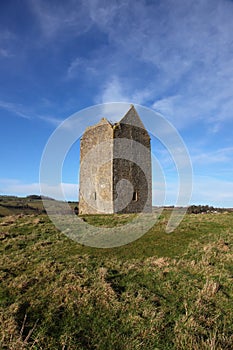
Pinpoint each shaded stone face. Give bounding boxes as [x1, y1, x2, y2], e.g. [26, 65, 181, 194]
[113, 158, 150, 213]
[79, 106, 152, 215]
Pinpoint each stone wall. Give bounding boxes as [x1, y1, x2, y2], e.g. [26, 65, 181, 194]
[79, 118, 113, 214]
[113, 122, 152, 213]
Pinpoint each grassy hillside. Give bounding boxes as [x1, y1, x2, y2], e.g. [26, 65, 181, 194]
[0, 196, 46, 217]
[0, 203, 232, 349]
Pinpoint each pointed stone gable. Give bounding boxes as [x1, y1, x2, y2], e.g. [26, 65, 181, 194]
[119, 105, 146, 130]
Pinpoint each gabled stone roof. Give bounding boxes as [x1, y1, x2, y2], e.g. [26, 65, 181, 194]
[119, 105, 146, 129]
[84, 105, 147, 133]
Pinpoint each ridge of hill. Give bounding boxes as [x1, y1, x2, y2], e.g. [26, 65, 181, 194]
[0, 195, 232, 218]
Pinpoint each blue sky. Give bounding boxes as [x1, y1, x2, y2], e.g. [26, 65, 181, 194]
[0, 0, 233, 207]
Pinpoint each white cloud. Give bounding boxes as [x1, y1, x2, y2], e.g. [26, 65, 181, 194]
[86, 0, 122, 27]
[0, 179, 40, 196]
[30, 0, 92, 39]
[1, 173, 232, 208]
[80, 0, 233, 130]
[67, 57, 84, 79]
[39, 0, 232, 133]
[2, 0, 233, 210]
[191, 175, 233, 208]
[95, 103, 132, 123]
[0, 100, 32, 120]
[0, 99, 64, 126]
[192, 147, 233, 164]
[96, 76, 156, 107]
[38, 115, 64, 127]
[152, 174, 233, 208]
[152, 96, 185, 127]
[98, 76, 129, 103]
[0, 179, 78, 201]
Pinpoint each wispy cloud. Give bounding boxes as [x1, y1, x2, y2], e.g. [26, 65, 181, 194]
[192, 147, 233, 165]
[1, 0, 233, 209]
[97, 76, 129, 103]
[0, 100, 32, 120]
[30, 0, 92, 39]
[80, 0, 233, 130]
[49, 0, 233, 133]
[66, 57, 98, 80]
[67, 57, 84, 79]
[0, 48, 12, 58]
[38, 115, 64, 127]
[23, 0, 233, 129]
[0, 99, 64, 126]
[96, 76, 155, 106]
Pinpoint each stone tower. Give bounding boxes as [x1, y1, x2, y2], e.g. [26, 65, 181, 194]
[79, 105, 152, 214]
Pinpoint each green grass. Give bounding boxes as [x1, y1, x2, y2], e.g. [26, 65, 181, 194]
[0, 196, 45, 217]
[0, 208, 232, 349]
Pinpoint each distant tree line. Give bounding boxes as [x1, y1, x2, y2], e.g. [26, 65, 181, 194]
[187, 205, 230, 214]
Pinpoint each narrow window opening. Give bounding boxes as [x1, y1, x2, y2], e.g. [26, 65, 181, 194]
[132, 191, 137, 201]
[94, 192, 97, 200]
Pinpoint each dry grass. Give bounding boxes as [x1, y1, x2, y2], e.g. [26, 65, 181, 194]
[0, 211, 232, 349]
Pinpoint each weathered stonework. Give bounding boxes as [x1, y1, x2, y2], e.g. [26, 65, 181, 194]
[79, 105, 152, 214]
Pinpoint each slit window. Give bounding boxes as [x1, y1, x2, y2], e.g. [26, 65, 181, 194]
[132, 191, 137, 201]
[94, 192, 97, 200]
